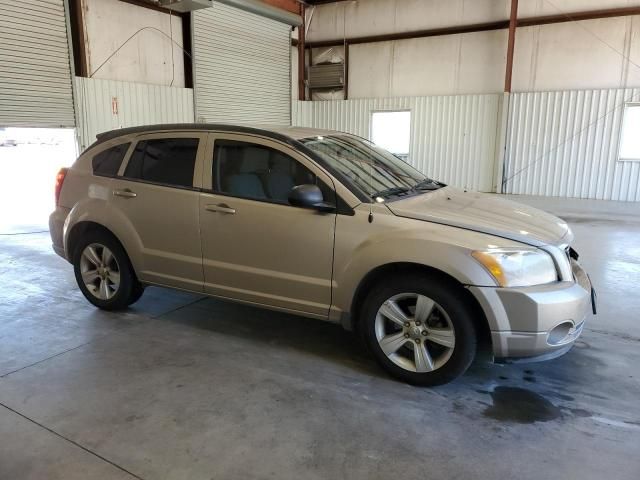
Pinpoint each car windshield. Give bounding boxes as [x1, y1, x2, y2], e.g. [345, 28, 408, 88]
[299, 134, 443, 200]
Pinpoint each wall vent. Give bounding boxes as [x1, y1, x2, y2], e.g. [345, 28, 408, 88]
[307, 63, 345, 90]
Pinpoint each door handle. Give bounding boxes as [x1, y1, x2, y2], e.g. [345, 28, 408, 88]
[205, 203, 236, 214]
[113, 188, 137, 198]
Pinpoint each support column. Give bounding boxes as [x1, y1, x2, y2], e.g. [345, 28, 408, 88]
[497, 0, 518, 193]
[344, 42, 349, 100]
[504, 0, 519, 92]
[297, 6, 306, 101]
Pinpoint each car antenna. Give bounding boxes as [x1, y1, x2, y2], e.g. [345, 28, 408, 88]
[368, 158, 374, 223]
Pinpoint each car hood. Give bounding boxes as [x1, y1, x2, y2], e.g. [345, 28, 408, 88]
[385, 187, 571, 247]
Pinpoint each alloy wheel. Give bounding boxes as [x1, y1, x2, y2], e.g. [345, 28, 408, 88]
[374, 293, 455, 373]
[79, 243, 121, 300]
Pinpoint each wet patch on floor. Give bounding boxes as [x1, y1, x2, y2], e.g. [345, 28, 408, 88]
[593, 417, 640, 431]
[553, 393, 575, 402]
[482, 387, 562, 424]
[565, 407, 592, 418]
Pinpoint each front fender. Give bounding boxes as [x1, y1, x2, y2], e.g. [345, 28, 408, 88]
[331, 205, 526, 318]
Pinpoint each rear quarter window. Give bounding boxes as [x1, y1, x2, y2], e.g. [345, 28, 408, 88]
[92, 143, 130, 176]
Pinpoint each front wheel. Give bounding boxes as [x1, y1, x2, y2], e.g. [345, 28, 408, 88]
[360, 274, 477, 386]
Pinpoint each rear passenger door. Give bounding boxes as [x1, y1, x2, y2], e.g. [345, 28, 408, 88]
[110, 132, 206, 291]
[199, 133, 337, 318]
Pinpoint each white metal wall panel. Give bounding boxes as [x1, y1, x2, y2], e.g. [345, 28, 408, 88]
[75, 77, 194, 150]
[504, 88, 640, 202]
[0, 0, 75, 127]
[193, 2, 291, 125]
[292, 95, 501, 192]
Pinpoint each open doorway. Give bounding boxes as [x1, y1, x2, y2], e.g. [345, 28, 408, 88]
[0, 128, 77, 234]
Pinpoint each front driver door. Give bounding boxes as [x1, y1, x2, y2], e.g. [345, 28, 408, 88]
[199, 133, 336, 318]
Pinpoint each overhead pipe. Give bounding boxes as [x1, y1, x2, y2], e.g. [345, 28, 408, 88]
[215, 0, 302, 26]
[303, 5, 640, 48]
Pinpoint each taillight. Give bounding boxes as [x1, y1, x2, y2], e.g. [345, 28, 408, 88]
[55, 168, 68, 206]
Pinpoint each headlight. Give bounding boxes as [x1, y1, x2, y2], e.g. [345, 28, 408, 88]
[471, 249, 557, 287]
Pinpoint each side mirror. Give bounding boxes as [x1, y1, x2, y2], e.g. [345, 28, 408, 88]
[288, 184, 335, 212]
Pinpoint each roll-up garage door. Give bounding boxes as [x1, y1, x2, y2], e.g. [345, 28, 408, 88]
[193, 2, 291, 125]
[0, 0, 75, 127]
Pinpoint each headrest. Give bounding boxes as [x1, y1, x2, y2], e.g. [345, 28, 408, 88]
[239, 147, 269, 173]
[269, 152, 291, 172]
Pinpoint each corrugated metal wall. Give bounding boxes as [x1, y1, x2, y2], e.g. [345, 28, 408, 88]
[75, 77, 194, 151]
[292, 95, 502, 192]
[193, 2, 291, 124]
[503, 88, 640, 202]
[0, 0, 75, 128]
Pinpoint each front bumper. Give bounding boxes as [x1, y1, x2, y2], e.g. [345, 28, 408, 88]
[469, 260, 593, 361]
[490, 320, 585, 361]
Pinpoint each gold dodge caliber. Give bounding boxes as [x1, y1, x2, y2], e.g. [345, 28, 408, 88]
[50, 124, 596, 385]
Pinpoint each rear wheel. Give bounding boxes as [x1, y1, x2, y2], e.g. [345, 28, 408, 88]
[360, 274, 477, 386]
[128, 283, 146, 306]
[72, 231, 140, 310]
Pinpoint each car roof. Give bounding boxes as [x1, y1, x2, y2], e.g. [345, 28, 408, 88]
[93, 123, 342, 146]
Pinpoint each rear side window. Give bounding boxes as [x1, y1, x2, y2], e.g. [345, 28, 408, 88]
[124, 138, 199, 188]
[92, 143, 130, 176]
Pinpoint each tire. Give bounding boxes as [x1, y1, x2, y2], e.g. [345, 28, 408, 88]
[127, 283, 146, 306]
[359, 273, 477, 386]
[72, 230, 141, 310]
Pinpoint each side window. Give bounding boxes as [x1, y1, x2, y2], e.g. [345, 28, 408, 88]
[92, 143, 130, 176]
[213, 140, 329, 203]
[123, 138, 199, 188]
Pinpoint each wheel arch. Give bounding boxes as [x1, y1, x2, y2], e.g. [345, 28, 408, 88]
[66, 221, 139, 281]
[349, 262, 491, 348]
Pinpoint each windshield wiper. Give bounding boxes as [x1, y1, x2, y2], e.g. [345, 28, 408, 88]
[371, 186, 412, 199]
[413, 178, 444, 190]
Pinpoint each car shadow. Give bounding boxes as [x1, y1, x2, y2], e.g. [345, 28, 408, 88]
[166, 295, 385, 379]
[140, 287, 503, 384]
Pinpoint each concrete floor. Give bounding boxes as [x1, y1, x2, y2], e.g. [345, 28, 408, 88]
[1, 196, 639, 480]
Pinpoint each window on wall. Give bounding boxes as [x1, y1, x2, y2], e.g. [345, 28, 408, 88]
[371, 111, 411, 161]
[619, 104, 640, 162]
